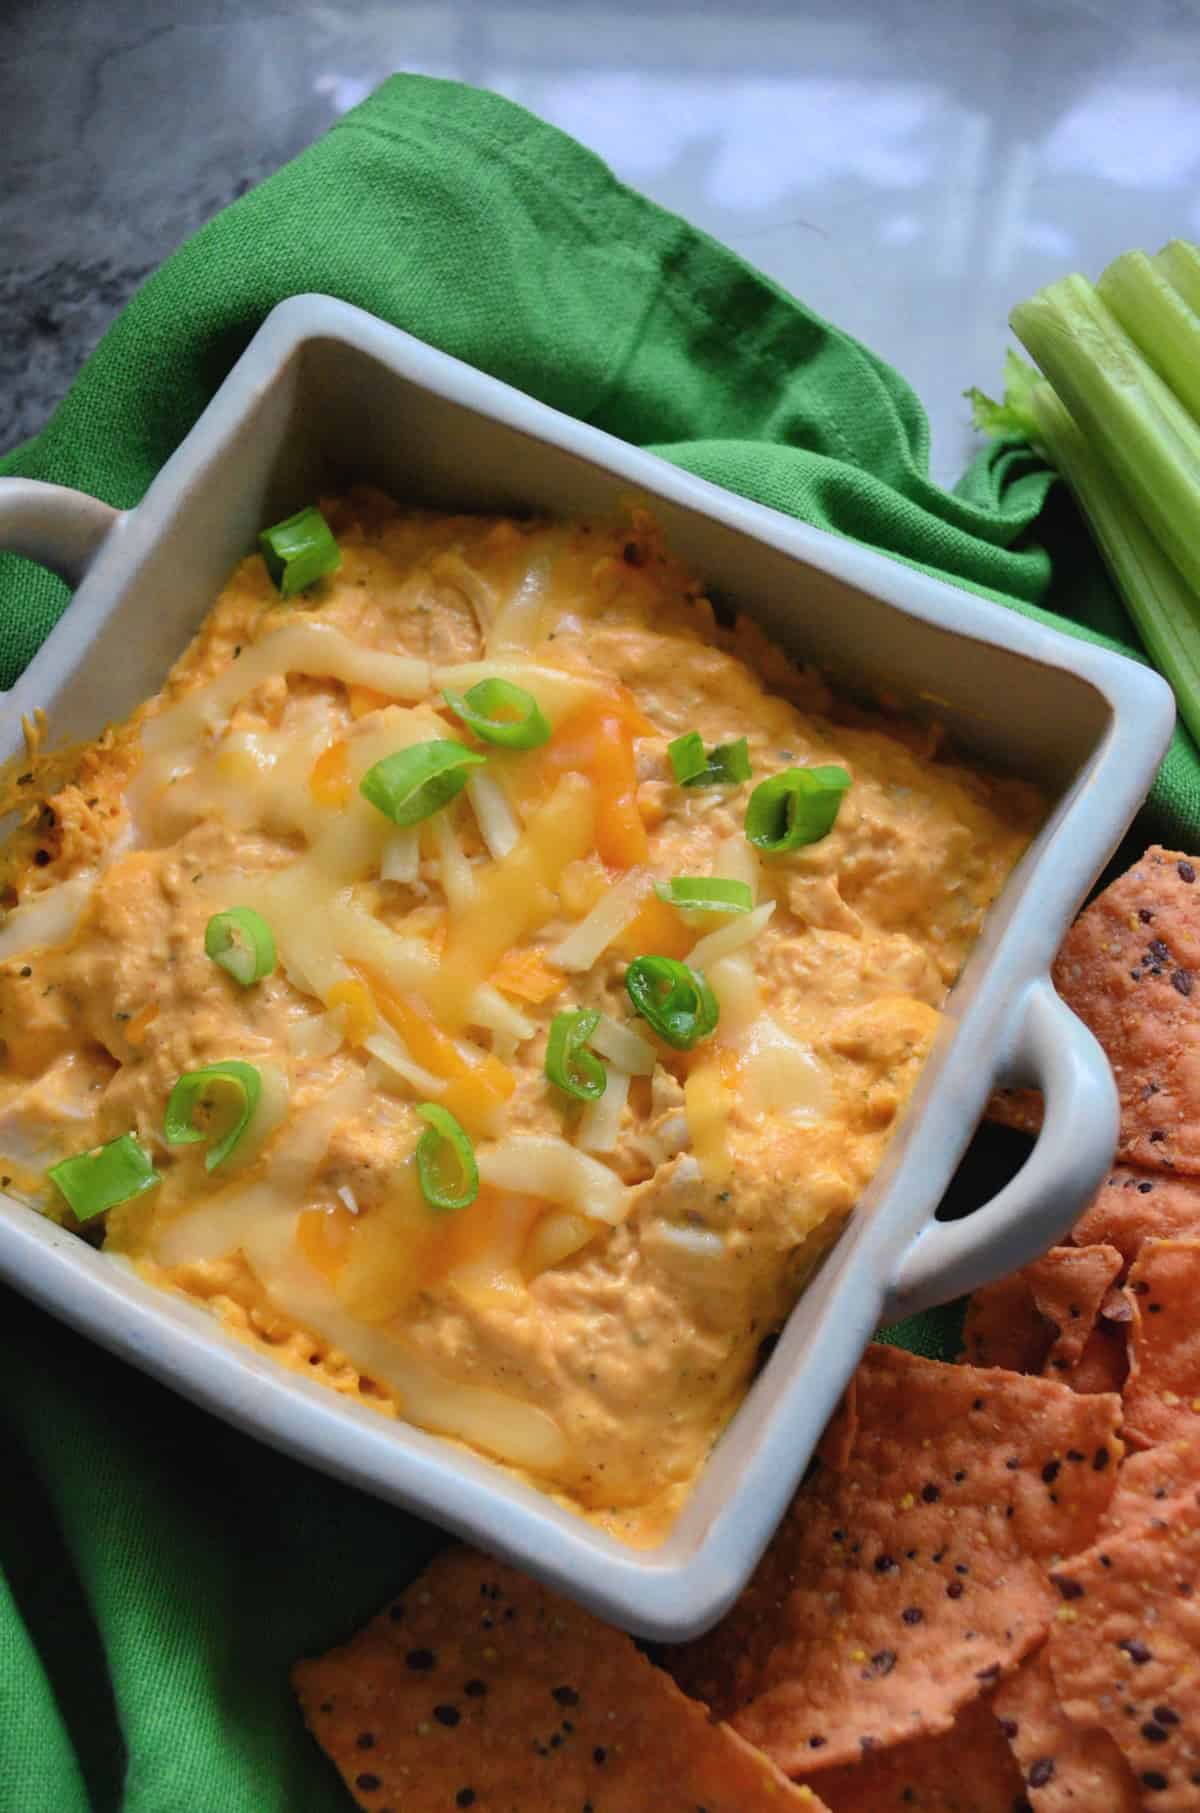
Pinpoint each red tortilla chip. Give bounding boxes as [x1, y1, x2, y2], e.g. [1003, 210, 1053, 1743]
[816, 1378, 859, 1472]
[668, 1345, 1123, 1778]
[1097, 1437, 1200, 1538]
[806, 1692, 1025, 1812]
[1062, 1315, 1129, 1397]
[962, 1246, 1122, 1377]
[992, 1644, 1141, 1809]
[961, 1270, 1049, 1373]
[1047, 1489, 1200, 1810]
[1122, 1238, 1200, 1449]
[1050, 846, 1200, 1174]
[293, 1548, 824, 1812]
[1072, 1164, 1200, 1265]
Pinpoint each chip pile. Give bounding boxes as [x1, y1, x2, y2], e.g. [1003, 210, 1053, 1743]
[293, 845, 1200, 1810]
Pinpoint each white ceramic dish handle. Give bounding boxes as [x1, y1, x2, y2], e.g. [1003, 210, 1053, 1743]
[0, 478, 120, 590]
[883, 974, 1117, 1321]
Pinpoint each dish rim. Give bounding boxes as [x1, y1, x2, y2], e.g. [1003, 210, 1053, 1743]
[0, 295, 1175, 1637]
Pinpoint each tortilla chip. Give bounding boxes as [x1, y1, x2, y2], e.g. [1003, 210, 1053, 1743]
[1047, 1490, 1200, 1810]
[1062, 1316, 1129, 1397]
[1122, 1237, 1200, 1449]
[961, 1270, 1049, 1373]
[806, 1692, 1025, 1812]
[816, 1378, 858, 1472]
[1071, 1164, 1200, 1265]
[1050, 846, 1200, 1174]
[293, 1547, 823, 1812]
[1097, 1438, 1200, 1539]
[668, 1345, 1123, 1778]
[962, 1245, 1122, 1377]
[992, 1644, 1141, 1809]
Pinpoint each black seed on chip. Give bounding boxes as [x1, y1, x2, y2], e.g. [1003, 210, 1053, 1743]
[1174, 969, 1194, 996]
[999, 1718, 1019, 1739]
[902, 1607, 923, 1625]
[433, 1704, 460, 1727]
[552, 1685, 580, 1706]
[405, 1648, 436, 1671]
[355, 1732, 376, 1749]
[874, 1554, 897, 1573]
[1179, 861, 1196, 883]
[456, 1793, 476, 1809]
[1118, 1638, 1153, 1664]
[593, 1746, 607, 1764]
[1141, 1770, 1170, 1791]
[355, 1776, 382, 1794]
[1053, 1576, 1084, 1600]
[1154, 1706, 1180, 1726]
[464, 1679, 487, 1697]
[947, 1581, 964, 1599]
[1094, 1447, 1111, 1470]
[1027, 1758, 1055, 1787]
[921, 1483, 940, 1502]
[1142, 1722, 1170, 1744]
[1041, 1460, 1061, 1484]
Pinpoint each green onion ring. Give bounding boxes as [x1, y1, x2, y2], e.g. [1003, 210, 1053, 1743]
[204, 907, 276, 987]
[745, 764, 851, 852]
[164, 1061, 262, 1173]
[653, 877, 753, 915]
[544, 1008, 607, 1101]
[258, 506, 342, 598]
[415, 1103, 479, 1212]
[442, 678, 551, 750]
[624, 955, 720, 1051]
[359, 740, 486, 827]
[48, 1134, 160, 1222]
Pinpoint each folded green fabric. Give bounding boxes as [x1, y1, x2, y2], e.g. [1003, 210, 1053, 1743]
[0, 74, 1186, 1813]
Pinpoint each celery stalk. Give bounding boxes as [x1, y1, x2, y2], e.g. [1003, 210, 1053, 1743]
[1096, 249, 1200, 424]
[1156, 238, 1200, 316]
[1029, 380, 1200, 747]
[1011, 275, 1200, 601]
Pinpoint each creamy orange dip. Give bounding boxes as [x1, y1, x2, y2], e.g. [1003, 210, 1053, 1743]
[0, 490, 1041, 1544]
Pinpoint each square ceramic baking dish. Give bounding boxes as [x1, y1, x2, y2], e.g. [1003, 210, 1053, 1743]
[0, 297, 1174, 1640]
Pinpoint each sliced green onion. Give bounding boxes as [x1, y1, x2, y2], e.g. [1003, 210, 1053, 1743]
[204, 907, 276, 987]
[745, 765, 850, 852]
[625, 955, 719, 1050]
[164, 1061, 262, 1173]
[694, 739, 751, 786]
[668, 732, 752, 788]
[360, 740, 485, 827]
[544, 1008, 606, 1101]
[653, 877, 753, 915]
[258, 506, 342, 598]
[415, 1103, 478, 1212]
[442, 678, 551, 750]
[668, 731, 706, 784]
[48, 1134, 160, 1222]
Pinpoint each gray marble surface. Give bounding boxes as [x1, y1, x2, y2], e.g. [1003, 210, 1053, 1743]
[6, 0, 1200, 479]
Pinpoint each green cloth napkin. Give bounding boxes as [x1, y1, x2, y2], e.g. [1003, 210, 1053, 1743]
[0, 74, 1188, 1813]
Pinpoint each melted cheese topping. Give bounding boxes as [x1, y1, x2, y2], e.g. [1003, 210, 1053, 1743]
[0, 491, 1043, 1544]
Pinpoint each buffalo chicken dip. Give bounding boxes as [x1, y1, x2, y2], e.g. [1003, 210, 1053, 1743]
[0, 491, 1041, 1544]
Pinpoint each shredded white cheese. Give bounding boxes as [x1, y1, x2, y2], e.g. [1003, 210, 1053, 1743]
[477, 1136, 629, 1225]
[576, 1067, 631, 1154]
[551, 868, 651, 972]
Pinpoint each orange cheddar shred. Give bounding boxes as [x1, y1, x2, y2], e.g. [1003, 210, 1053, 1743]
[488, 947, 566, 1004]
[309, 739, 352, 808]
